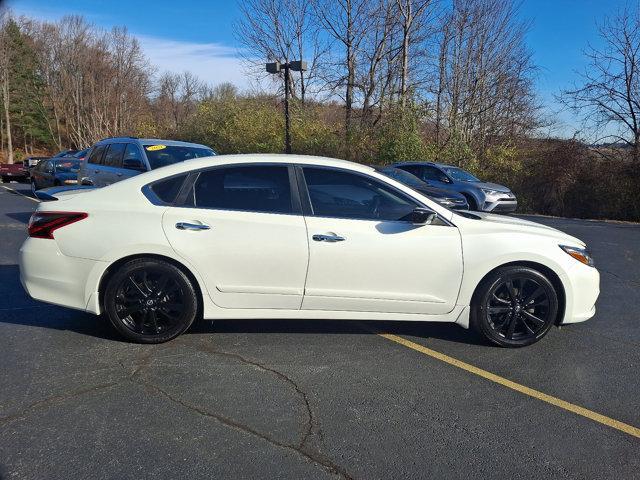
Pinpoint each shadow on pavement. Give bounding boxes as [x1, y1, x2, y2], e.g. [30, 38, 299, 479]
[5, 212, 32, 224]
[1, 263, 486, 346]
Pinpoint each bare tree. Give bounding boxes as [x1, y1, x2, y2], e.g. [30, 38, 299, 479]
[236, 0, 325, 102]
[431, 0, 538, 157]
[562, 6, 640, 162]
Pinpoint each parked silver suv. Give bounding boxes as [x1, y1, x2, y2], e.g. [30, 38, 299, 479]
[393, 161, 517, 213]
[78, 137, 215, 187]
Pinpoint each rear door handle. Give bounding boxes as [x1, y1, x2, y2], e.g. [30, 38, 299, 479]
[312, 233, 345, 242]
[176, 222, 211, 231]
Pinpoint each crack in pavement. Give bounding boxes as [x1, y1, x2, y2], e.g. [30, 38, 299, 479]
[0, 381, 121, 427]
[140, 379, 353, 480]
[176, 337, 319, 449]
[599, 268, 640, 289]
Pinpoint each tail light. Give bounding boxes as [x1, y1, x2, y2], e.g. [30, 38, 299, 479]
[28, 211, 88, 239]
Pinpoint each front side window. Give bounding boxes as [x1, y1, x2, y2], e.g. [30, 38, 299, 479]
[303, 167, 418, 221]
[191, 165, 292, 214]
[143, 145, 215, 170]
[422, 166, 450, 183]
[102, 143, 126, 168]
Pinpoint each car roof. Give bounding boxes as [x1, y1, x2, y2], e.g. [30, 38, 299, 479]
[394, 161, 457, 169]
[95, 137, 211, 150]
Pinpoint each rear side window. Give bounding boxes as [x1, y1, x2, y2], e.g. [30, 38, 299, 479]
[422, 166, 449, 183]
[102, 143, 126, 167]
[191, 166, 292, 214]
[150, 175, 187, 204]
[87, 145, 106, 165]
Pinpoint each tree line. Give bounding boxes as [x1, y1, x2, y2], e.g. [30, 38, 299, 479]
[0, 2, 639, 220]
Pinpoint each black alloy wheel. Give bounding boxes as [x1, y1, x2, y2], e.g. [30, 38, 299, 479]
[104, 258, 198, 343]
[471, 266, 558, 347]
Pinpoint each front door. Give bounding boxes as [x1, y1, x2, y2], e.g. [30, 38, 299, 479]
[162, 164, 309, 310]
[299, 166, 463, 315]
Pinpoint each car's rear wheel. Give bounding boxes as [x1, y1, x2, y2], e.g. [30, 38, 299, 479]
[104, 258, 198, 344]
[470, 266, 558, 347]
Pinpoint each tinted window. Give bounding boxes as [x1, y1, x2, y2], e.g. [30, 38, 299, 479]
[379, 167, 428, 189]
[192, 166, 292, 213]
[303, 167, 417, 221]
[422, 166, 450, 183]
[102, 143, 126, 167]
[87, 145, 107, 165]
[143, 145, 215, 170]
[123, 144, 144, 165]
[150, 175, 186, 204]
[442, 167, 479, 182]
[397, 164, 422, 177]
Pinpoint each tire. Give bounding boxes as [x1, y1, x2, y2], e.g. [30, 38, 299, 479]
[463, 193, 478, 211]
[104, 258, 199, 344]
[54, 180, 61, 186]
[470, 266, 558, 347]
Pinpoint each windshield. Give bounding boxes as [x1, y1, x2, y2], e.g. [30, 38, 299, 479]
[143, 145, 215, 169]
[54, 159, 81, 173]
[378, 167, 429, 189]
[442, 167, 480, 182]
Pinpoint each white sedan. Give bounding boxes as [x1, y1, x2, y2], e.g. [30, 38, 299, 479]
[19, 155, 600, 347]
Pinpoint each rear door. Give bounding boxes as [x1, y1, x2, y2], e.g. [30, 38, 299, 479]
[162, 164, 309, 310]
[82, 145, 107, 186]
[100, 143, 127, 185]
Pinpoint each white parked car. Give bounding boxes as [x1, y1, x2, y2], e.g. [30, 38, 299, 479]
[19, 154, 599, 347]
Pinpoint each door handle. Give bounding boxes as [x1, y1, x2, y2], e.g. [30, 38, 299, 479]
[312, 233, 345, 242]
[176, 222, 211, 231]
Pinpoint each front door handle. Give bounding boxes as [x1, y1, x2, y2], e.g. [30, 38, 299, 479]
[312, 233, 345, 242]
[176, 222, 211, 231]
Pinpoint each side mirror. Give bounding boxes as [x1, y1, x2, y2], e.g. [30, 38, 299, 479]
[123, 158, 146, 171]
[411, 207, 436, 225]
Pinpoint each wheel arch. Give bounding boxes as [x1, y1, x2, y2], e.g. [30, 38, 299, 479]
[97, 253, 204, 318]
[470, 261, 566, 325]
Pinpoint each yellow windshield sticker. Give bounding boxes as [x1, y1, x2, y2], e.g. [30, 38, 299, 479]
[145, 145, 166, 151]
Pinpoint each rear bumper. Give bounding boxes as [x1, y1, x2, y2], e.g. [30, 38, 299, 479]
[19, 237, 105, 312]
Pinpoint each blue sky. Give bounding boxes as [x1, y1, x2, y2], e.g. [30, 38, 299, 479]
[7, 0, 633, 136]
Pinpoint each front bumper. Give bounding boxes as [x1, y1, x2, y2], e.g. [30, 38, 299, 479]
[482, 197, 517, 213]
[561, 261, 600, 324]
[19, 237, 104, 312]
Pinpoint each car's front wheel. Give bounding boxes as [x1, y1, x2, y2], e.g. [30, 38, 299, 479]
[104, 258, 198, 343]
[470, 266, 558, 347]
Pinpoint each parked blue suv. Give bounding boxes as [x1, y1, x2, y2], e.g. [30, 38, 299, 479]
[78, 137, 215, 187]
[392, 161, 517, 213]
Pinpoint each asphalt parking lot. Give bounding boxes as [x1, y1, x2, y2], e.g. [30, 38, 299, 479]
[1, 182, 639, 479]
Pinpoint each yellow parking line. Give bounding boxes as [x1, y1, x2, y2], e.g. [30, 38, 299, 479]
[1, 185, 39, 203]
[378, 333, 640, 439]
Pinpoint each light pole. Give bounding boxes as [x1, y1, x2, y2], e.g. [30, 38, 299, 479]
[266, 60, 307, 154]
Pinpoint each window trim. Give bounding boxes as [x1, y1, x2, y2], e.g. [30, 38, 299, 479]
[296, 164, 427, 223]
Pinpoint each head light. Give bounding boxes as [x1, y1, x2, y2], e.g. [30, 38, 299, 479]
[560, 245, 594, 267]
